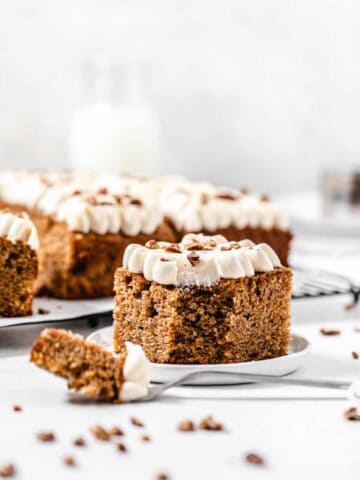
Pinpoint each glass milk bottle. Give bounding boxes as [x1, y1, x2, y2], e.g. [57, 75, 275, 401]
[69, 59, 161, 176]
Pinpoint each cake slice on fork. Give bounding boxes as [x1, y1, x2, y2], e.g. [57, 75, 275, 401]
[30, 328, 150, 403]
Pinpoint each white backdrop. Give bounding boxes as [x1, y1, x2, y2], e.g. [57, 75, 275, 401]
[0, 0, 359, 193]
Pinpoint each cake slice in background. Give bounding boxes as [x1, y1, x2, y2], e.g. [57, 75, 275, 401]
[0, 211, 38, 316]
[30, 328, 150, 403]
[161, 180, 292, 265]
[114, 234, 292, 364]
[0, 170, 176, 299]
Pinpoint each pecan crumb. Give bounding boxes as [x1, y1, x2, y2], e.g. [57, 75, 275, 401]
[352, 352, 359, 360]
[0, 464, 15, 478]
[110, 427, 124, 437]
[216, 192, 237, 201]
[37, 308, 49, 315]
[165, 244, 181, 254]
[177, 420, 195, 432]
[155, 474, 169, 480]
[89, 425, 110, 441]
[140, 434, 151, 442]
[239, 187, 249, 194]
[72, 189, 81, 196]
[73, 437, 86, 447]
[344, 407, 360, 421]
[320, 328, 341, 336]
[37, 431, 55, 442]
[186, 242, 204, 251]
[63, 455, 76, 467]
[116, 442, 127, 453]
[130, 417, 144, 427]
[97, 187, 108, 195]
[145, 240, 158, 249]
[12, 404, 22, 412]
[130, 198, 143, 206]
[187, 251, 200, 266]
[353, 327, 360, 333]
[198, 415, 224, 431]
[160, 257, 170, 262]
[260, 194, 270, 202]
[245, 453, 265, 466]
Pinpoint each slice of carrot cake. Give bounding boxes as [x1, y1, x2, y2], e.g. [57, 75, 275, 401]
[113, 233, 292, 364]
[30, 328, 150, 403]
[161, 181, 293, 265]
[0, 211, 38, 316]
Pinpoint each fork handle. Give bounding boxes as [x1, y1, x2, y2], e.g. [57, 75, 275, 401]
[153, 370, 351, 397]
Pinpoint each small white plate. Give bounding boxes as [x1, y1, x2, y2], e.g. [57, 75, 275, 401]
[87, 327, 311, 385]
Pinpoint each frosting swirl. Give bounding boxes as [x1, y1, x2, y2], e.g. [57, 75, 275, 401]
[123, 234, 282, 287]
[162, 182, 288, 231]
[0, 211, 39, 250]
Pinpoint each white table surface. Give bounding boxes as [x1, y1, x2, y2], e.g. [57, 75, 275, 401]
[1, 294, 360, 480]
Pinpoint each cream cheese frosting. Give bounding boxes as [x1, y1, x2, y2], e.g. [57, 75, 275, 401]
[123, 233, 282, 287]
[162, 182, 288, 232]
[0, 211, 39, 250]
[0, 171, 163, 236]
[119, 341, 151, 402]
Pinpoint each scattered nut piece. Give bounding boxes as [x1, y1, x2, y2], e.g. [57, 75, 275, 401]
[353, 327, 360, 333]
[140, 434, 151, 442]
[37, 308, 49, 315]
[164, 245, 181, 254]
[73, 437, 86, 447]
[260, 194, 270, 202]
[245, 453, 265, 466]
[0, 464, 15, 478]
[344, 407, 360, 421]
[116, 442, 127, 453]
[130, 417, 144, 427]
[187, 251, 200, 266]
[37, 431, 55, 442]
[89, 425, 110, 441]
[12, 404, 22, 412]
[177, 420, 195, 432]
[97, 187, 108, 195]
[110, 427, 124, 437]
[129, 198, 143, 206]
[186, 242, 204, 251]
[145, 240, 158, 249]
[198, 415, 224, 431]
[352, 352, 359, 360]
[216, 193, 237, 201]
[155, 474, 169, 480]
[63, 456, 76, 467]
[320, 328, 341, 336]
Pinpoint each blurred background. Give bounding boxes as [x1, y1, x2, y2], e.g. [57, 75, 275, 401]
[1, 0, 360, 194]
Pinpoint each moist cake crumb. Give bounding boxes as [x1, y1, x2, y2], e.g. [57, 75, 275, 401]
[36, 432, 55, 442]
[63, 456, 76, 467]
[90, 425, 111, 441]
[73, 437, 86, 447]
[37, 308, 49, 315]
[344, 407, 360, 421]
[0, 464, 16, 478]
[116, 442, 127, 453]
[199, 416, 224, 431]
[320, 328, 341, 336]
[130, 417, 144, 427]
[245, 453, 265, 466]
[110, 427, 124, 437]
[177, 420, 195, 432]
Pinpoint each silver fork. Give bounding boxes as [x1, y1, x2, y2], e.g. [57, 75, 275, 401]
[139, 370, 356, 402]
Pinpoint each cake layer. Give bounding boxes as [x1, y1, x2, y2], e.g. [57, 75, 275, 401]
[113, 268, 292, 364]
[30, 329, 150, 402]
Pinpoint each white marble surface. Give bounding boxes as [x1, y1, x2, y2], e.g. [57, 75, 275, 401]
[0, 295, 360, 479]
